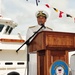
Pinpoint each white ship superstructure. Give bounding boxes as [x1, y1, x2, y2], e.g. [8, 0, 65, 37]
[0, 15, 27, 75]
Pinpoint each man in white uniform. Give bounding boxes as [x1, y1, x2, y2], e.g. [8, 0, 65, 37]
[26, 10, 52, 75]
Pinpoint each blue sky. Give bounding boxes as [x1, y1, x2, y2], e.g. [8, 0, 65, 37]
[1, 0, 75, 36]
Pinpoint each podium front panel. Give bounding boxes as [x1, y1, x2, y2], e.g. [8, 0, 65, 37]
[28, 31, 75, 52]
[28, 31, 75, 75]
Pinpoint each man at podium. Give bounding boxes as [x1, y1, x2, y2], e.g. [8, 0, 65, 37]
[26, 10, 52, 75]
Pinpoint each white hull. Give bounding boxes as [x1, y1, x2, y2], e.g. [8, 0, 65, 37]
[0, 16, 27, 75]
[0, 34, 27, 75]
[0, 42, 27, 75]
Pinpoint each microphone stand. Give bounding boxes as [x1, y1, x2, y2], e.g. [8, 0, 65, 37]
[16, 25, 45, 52]
[16, 25, 45, 75]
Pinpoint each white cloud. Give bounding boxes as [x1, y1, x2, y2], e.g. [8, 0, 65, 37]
[1, 0, 75, 36]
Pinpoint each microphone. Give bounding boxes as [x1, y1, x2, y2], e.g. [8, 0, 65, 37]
[40, 24, 46, 28]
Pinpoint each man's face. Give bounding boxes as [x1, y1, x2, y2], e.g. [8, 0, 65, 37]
[37, 16, 46, 25]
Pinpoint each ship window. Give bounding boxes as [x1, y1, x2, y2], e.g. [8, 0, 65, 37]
[17, 62, 25, 65]
[5, 62, 13, 65]
[8, 27, 13, 34]
[0, 24, 4, 32]
[6, 26, 10, 31]
[5, 26, 10, 33]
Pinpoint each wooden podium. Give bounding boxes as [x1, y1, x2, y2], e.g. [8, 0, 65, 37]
[28, 31, 75, 75]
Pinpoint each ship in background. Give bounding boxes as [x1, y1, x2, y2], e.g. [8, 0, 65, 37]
[0, 15, 27, 75]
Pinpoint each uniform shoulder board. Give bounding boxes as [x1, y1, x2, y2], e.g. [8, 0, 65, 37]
[29, 26, 35, 28]
[46, 27, 53, 30]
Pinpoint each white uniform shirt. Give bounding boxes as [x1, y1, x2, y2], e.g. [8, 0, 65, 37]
[26, 25, 52, 41]
[26, 25, 52, 75]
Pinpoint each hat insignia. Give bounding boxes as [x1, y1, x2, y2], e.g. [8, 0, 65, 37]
[39, 11, 43, 15]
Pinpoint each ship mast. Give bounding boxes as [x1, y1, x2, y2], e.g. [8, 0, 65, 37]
[0, 0, 1, 14]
